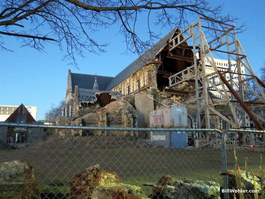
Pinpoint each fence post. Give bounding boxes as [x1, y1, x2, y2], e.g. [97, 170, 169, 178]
[221, 130, 229, 199]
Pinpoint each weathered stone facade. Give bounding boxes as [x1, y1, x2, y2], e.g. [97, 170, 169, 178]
[111, 64, 157, 95]
[63, 27, 194, 128]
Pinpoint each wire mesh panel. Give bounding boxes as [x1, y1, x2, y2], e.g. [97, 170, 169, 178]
[223, 130, 265, 199]
[0, 126, 224, 199]
[1, 125, 264, 198]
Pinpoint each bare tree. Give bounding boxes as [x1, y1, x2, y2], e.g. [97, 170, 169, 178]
[247, 64, 265, 100]
[45, 101, 65, 122]
[261, 63, 265, 82]
[0, 0, 235, 65]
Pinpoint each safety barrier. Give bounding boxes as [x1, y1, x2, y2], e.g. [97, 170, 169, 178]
[0, 123, 264, 199]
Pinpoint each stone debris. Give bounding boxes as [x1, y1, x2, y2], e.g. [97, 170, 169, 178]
[57, 98, 138, 136]
[70, 164, 148, 199]
[96, 92, 123, 107]
[70, 164, 120, 199]
[227, 170, 263, 190]
[0, 160, 39, 199]
[92, 183, 148, 199]
[150, 175, 220, 199]
[224, 169, 263, 198]
[80, 112, 99, 127]
[2, 160, 262, 199]
[96, 100, 137, 136]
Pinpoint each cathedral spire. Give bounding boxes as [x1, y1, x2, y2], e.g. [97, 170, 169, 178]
[92, 76, 99, 90]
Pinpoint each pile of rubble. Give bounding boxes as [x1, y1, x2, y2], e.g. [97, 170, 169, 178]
[70, 164, 148, 199]
[0, 160, 39, 199]
[148, 175, 220, 199]
[57, 94, 138, 136]
[0, 160, 264, 199]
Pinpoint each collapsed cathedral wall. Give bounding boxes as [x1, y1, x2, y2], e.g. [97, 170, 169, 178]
[56, 97, 138, 136]
[58, 83, 198, 136]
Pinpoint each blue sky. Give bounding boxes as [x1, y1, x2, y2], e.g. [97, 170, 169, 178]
[0, 0, 264, 120]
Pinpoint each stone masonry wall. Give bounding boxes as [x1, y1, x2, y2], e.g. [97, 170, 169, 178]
[111, 64, 157, 95]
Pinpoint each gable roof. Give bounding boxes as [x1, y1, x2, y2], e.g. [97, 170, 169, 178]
[70, 73, 114, 92]
[5, 104, 36, 124]
[106, 27, 179, 90]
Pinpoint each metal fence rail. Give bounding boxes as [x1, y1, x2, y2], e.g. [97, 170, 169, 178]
[0, 123, 264, 199]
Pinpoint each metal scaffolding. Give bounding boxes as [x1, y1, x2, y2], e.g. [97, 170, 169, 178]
[168, 18, 265, 130]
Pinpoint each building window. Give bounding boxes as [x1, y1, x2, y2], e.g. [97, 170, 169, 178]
[127, 85, 130, 94]
[145, 73, 148, 85]
[137, 79, 140, 90]
[69, 105, 73, 117]
[131, 81, 134, 92]
[122, 84, 125, 94]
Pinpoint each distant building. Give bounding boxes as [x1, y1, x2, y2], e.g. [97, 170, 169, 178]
[0, 105, 37, 122]
[63, 71, 114, 117]
[205, 57, 245, 98]
[0, 104, 45, 145]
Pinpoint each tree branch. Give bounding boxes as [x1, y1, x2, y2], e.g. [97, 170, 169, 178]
[0, 0, 238, 66]
[0, 0, 36, 20]
[0, 31, 57, 41]
[65, 0, 199, 12]
[0, 0, 53, 26]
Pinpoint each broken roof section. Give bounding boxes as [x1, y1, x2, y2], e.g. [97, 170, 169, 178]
[106, 27, 180, 90]
[68, 27, 180, 93]
[70, 72, 114, 92]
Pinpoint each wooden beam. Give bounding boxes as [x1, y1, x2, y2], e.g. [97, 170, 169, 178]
[164, 88, 194, 94]
[157, 70, 175, 78]
[218, 71, 265, 130]
[166, 55, 194, 62]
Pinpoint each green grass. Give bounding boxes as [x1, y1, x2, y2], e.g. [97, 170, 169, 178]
[40, 183, 69, 195]
[0, 138, 264, 197]
[0, 147, 262, 181]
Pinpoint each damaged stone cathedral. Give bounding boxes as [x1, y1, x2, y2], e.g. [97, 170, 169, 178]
[60, 20, 265, 131]
[61, 27, 194, 129]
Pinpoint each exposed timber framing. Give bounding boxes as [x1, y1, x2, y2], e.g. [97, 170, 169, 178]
[168, 18, 265, 130]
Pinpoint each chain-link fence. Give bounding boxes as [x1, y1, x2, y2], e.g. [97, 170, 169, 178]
[0, 123, 264, 199]
[222, 130, 265, 199]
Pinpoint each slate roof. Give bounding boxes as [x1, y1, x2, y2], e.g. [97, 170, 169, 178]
[71, 73, 114, 92]
[105, 27, 179, 90]
[69, 27, 178, 92]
